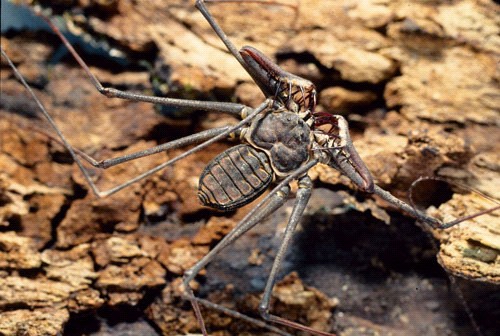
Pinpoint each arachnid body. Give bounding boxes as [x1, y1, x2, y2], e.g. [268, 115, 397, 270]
[1, 1, 499, 335]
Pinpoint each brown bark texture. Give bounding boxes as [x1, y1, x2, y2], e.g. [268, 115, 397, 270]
[0, 0, 499, 335]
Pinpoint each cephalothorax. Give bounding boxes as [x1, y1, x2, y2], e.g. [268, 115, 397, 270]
[2, 1, 498, 336]
[243, 109, 312, 175]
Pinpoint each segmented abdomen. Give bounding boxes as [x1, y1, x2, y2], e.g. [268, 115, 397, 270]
[198, 144, 273, 211]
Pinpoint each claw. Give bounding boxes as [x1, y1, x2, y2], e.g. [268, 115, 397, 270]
[315, 113, 375, 193]
[240, 46, 317, 112]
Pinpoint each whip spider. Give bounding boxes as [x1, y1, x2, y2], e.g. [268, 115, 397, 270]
[1, 0, 498, 335]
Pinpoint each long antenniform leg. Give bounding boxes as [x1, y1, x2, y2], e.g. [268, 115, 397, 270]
[0, 48, 275, 198]
[195, 0, 300, 96]
[333, 153, 500, 229]
[36, 11, 247, 117]
[4, 2, 498, 336]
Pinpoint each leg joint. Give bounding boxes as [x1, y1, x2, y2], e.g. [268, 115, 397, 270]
[297, 174, 313, 189]
[258, 304, 270, 321]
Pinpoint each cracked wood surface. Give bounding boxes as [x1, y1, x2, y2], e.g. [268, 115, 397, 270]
[1, 0, 499, 335]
